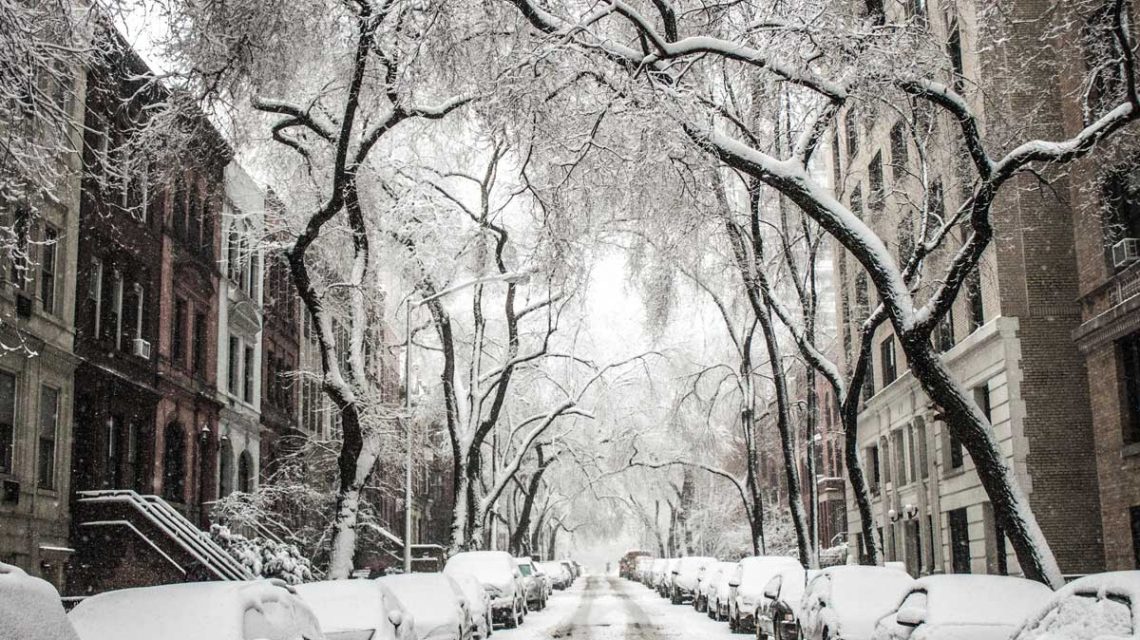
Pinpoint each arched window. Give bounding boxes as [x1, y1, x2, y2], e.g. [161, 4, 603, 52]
[237, 450, 253, 493]
[218, 438, 233, 498]
[162, 422, 186, 502]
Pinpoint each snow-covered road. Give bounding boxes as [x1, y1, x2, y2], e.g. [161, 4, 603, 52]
[495, 575, 735, 640]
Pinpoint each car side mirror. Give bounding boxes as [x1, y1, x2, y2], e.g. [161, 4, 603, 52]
[388, 610, 404, 628]
[763, 585, 779, 600]
[728, 580, 740, 588]
[896, 606, 926, 628]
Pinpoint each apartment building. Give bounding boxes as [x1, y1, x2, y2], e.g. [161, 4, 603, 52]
[216, 163, 264, 497]
[259, 192, 301, 475]
[833, 0, 1103, 577]
[0, 38, 86, 590]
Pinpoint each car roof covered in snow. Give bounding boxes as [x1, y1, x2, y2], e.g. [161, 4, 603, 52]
[294, 580, 405, 637]
[377, 573, 463, 640]
[444, 551, 515, 584]
[914, 574, 1051, 625]
[0, 562, 81, 640]
[67, 579, 323, 640]
[677, 556, 717, 572]
[1012, 571, 1140, 639]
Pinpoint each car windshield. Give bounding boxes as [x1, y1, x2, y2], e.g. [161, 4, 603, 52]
[518, 564, 533, 577]
[1021, 593, 1132, 639]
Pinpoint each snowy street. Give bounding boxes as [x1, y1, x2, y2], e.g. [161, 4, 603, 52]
[498, 575, 731, 640]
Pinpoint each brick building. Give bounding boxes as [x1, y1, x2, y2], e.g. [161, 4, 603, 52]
[832, 0, 1103, 577]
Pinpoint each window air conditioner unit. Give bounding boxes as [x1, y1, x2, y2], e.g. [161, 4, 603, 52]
[133, 338, 151, 360]
[1113, 237, 1140, 269]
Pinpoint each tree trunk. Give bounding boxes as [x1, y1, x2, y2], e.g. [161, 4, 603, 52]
[901, 334, 1062, 587]
[510, 447, 554, 555]
[327, 420, 379, 578]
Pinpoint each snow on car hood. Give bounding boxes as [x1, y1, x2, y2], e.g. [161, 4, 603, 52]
[295, 580, 406, 640]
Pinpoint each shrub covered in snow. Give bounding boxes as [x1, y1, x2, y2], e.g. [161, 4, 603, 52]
[210, 525, 314, 585]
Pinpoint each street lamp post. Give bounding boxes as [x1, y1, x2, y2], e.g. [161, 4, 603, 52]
[402, 270, 532, 572]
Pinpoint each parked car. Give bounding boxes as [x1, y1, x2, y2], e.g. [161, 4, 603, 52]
[659, 558, 681, 597]
[698, 561, 732, 617]
[671, 556, 717, 604]
[444, 551, 526, 628]
[799, 566, 914, 640]
[560, 560, 577, 585]
[755, 568, 813, 640]
[0, 562, 82, 640]
[621, 550, 652, 580]
[649, 558, 669, 590]
[538, 561, 571, 590]
[872, 574, 1051, 640]
[1012, 571, 1140, 640]
[709, 560, 738, 621]
[295, 579, 415, 640]
[447, 572, 494, 640]
[727, 556, 804, 633]
[378, 573, 473, 640]
[533, 563, 553, 598]
[514, 557, 547, 611]
[635, 556, 656, 584]
[69, 580, 324, 640]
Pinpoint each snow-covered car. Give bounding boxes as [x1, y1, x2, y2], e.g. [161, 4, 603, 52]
[756, 568, 813, 640]
[727, 556, 803, 633]
[1012, 570, 1140, 640]
[871, 574, 1051, 640]
[538, 561, 570, 590]
[799, 565, 914, 640]
[699, 561, 734, 617]
[659, 558, 681, 597]
[649, 558, 668, 590]
[447, 572, 494, 640]
[709, 560, 738, 621]
[69, 579, 324, 640]
[560, 560, 578, 585]
[444, 551, 525, 628]
[378, 573, 473, 640]
[0, 562, 82, 640]
[635, 556, 656, 584]
[671, 556, 717, 604]
[514, 557, 546, 611]
[533, 563, 553, 597]
[295, 579, 415, 640]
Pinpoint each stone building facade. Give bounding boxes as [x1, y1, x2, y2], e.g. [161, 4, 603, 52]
[0, 35, 86, 590]
[833, 0, 1104, 577]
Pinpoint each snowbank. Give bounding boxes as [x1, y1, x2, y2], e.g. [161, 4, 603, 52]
[0, 563, 80, 640]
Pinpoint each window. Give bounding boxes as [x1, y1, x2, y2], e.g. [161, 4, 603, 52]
[228, 336, 240, 395]
[173, 298, 187, 368]
[932, 307, 955, 353]
[89, 258, 104, 338]
[219, 439, 233, 498]
[881, 335, 898, 386]
[916, 421, 929, 480]
[869, 152, 885, 213]
[10, 207, 30, 289]
[948, 424, 965, 470]
[897, 211, 916, 264]
[0, 372, 15, 474]
[892, 429, 906, 485]
[965, 269, 984, 332]
[133, 283, 145, 344]
[111, 272, 123, 350]
[162, 423, 186, 502]
[227, 227, 241, 282]
[40, 227, 58, 314]
[974, 383, 992, 423]
[243, 346, 255, 403]
[845, 107, 859, 159]
[1102, 167, 1140, 270]
[949, 507, 971, 573]
[105, 415, 122, 488]
[1121, 331, 1140, 444]
[1131, 506, 1140, 568]
[125, 420, 142, 492]
[238, 451, 253, 493]
[906, 426, 917, 484]
[867, 444, 881, 493]
[947, 16, 965, 91]
[37, 386, 59, 490]
[192, 313, 207, 376]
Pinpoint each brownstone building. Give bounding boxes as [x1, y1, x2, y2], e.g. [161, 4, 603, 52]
[259, 192, 301, 473]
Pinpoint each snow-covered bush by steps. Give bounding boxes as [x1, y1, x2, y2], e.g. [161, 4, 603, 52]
[210, 525, 314, 585]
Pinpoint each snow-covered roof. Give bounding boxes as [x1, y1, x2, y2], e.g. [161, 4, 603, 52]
[68, 580, 322, 640]
[0, 563, 81, 640]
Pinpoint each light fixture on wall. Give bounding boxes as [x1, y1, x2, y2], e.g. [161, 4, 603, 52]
[904, 504, 919, 520]
[199, 424, 211, 441]
[888, 508, 900, 523]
